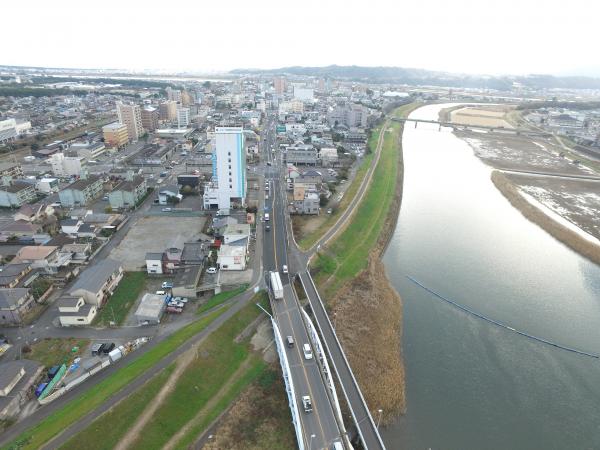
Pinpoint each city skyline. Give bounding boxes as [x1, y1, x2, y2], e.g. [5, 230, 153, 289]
[2, 0, 599, 77]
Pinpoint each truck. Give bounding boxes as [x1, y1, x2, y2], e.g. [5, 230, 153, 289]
[270, 271, 283, 300]
[108, 347, 123, 363]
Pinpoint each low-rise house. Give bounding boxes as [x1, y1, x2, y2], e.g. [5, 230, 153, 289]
[0, 263, 33, 288]
[0, 360, 44, 419]
[0, 182, 36, 208]
[181, 242, 207, 266]
[217, 245, 247, 271]
[298, 169, 323, 186]
[145, 252, 164, 275]
[69, 259, 123, 306]
[172, 265, 202, 298]
[61, 243, 92, 262]
[57, 296, 97, 326]
[108, 176, 147, 210]
[292, 186, 320, 215]
[158, 185, 182, 205]
[58, 175, 103, 208]
[319, 147, 339, 166]
[164, 247, 182, 273]
[212, 216, 238, 237]
[12, 246, 71, 273]
[0, 288, 35, 325]
[222, 223, 251, 245]
[60, 218, 82, 236]
[0, 220, 42, 240]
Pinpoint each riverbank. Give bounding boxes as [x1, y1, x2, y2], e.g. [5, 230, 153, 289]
[491, 170, 600, 266]
[311, 103, 419, 424]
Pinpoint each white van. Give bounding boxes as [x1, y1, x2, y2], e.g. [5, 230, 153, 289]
[303, 343, 313, 360]
[264, 213, 270, 221]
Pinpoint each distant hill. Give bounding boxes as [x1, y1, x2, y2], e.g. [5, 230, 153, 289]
[230, 65, 600, 91]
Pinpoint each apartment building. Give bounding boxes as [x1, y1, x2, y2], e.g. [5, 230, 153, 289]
[177, 107, 190, 128]
[0, 182, 36, 208]
[102, 122, 129, 148]
[50, 153, 83, 177]
[58, 175, 103, 207]
[108, 176, 147, 210]
[141, 106, 159, 132]
[116, 101, 143, 141]
[159, 101, 177, 122]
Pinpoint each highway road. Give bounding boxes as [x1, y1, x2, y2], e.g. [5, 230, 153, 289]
[260, 113, 343, 450]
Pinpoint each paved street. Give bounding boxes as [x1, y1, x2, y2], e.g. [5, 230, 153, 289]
[261, 112, 344, 450]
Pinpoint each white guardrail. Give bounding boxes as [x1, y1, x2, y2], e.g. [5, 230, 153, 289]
[301, 271, 387, 450]
[301, 308, 353, 450]
[272, 319, 305, 450]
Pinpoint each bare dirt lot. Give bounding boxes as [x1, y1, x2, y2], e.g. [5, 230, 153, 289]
[505, 174, 600, 240]
[450, 105, 515, 128]
[110, 216, 206, 270]
[458, 131, 596, 175]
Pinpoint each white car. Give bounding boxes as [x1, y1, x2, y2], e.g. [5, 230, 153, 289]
[155, 290, 166, 295]
[206, 267, 217, 274]
[302, 395, 313, 413]
[282, 265, 288, 274]
[303, 343, 313, 360]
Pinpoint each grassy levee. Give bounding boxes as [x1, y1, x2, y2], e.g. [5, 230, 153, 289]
[130, 294, 269, 450]
[58, 365, 177, 450]
[3, 307, 229, 450]
[94, 272, 146, 326]
[196, 284, 249, 315]
[296, 130, 381, 251]
[311, 103, 419, 423]
[313, 114, 403, 296]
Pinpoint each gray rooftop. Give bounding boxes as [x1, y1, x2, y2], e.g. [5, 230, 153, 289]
[135, 293, 165, 320]
[0, 288, 30, 309]
[70, 259, 121, 294]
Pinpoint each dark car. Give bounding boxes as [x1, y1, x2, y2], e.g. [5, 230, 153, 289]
[101, 343, 115, 354]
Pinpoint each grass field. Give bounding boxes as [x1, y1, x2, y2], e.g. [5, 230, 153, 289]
[4, 307, 229, 450]
[26, 338, 89, 368]
[59, 365, 177, 450]
[314, 103, 417, 296]
[93, 272, 147, 326]
[130, 295, 270, 449]
[196, 284, 249, 315]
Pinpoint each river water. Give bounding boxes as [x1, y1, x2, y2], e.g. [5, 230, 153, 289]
[382, 104, 600, 450]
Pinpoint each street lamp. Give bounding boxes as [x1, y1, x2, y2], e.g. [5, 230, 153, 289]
[309, 434, 316, 450]
[376, 409, 383, 429]
[333, 312, 337, 329]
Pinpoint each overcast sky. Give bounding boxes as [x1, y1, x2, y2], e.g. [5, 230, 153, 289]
[1, 0, 597, 77]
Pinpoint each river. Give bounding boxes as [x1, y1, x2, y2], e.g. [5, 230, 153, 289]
[382, 104, 600, 449]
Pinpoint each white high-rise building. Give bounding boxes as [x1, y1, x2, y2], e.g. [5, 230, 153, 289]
[177, 107, 190, 128]
[116, 102, 143, 141]
[203, 126, 246, 210]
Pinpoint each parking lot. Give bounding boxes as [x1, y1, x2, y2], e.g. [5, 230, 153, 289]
[109, 216, 207, 270]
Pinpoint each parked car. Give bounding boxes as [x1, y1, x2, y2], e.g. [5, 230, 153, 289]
[286, 336, 294, 348]
[156, 290, 166, 295]
[206, 267, 217, 274]
[303, 343, 313, 360]
[302, 395, 313, 413]
[91, 343, 103, 356]
[166, 306, 183, 314]
[327, 208, 333, 214]
[162, 208, 172, 212]
[282, 264, 288, 274]
[101, 343, 115, 354]
[161, 281, 173, 289]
